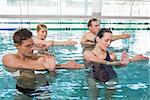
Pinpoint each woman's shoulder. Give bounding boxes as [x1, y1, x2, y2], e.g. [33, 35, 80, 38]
[83, 50, 94, 58]
[32, 36, 39, 41]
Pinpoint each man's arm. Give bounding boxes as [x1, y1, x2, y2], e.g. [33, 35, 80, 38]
[80, 32, 96, 45]
[112, 33, 130, 41]
[2, 54, 55, 71]
[56, 60, 84, 69]
[80, 40, 95, 45]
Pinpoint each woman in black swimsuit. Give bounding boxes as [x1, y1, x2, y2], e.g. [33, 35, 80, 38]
[84, 28, 148, 83]
[84, 28, 123, 83]
[83, 28, 149, 99]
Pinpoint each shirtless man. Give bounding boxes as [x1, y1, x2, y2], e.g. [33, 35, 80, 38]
[2, 28, 83, 97]
[80, 18, 130, 51]
[2, 28, 84, 72]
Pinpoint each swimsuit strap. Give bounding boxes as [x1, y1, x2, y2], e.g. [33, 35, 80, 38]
[105, 51, 111, 61]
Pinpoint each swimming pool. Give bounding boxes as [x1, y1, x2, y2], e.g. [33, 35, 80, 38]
[0, 29, 150, 100]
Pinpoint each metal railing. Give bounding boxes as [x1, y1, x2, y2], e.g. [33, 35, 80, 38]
[0, 15, 150, 19]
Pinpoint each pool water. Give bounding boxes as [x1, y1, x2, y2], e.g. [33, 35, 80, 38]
[0, 30, 150, 100]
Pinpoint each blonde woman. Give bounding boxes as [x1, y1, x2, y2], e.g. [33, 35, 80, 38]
[34, 24, 77, 49]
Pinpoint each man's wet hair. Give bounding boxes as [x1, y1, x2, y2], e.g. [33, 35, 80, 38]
[87, 18, 98, 27]
[13, 28, 33, 44]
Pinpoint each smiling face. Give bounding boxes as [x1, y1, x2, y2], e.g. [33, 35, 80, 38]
[37, 28, 47, 40]
[16, 38, 34, 58]
[36, 24, 48, 40]
[89, 21, 100, 34]
[96, 30, 112, 51]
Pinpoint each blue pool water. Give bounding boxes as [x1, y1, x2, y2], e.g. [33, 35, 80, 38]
[0, 30, 150, 100]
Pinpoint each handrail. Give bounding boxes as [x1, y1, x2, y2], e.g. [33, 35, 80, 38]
[0, 28, 149, 31]
[0, 15, 150, 19]
[0, 22, 149, 25]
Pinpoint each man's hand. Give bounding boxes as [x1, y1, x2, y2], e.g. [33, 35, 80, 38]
[38, 55, 56, 71]
[121, 33, 130, 39]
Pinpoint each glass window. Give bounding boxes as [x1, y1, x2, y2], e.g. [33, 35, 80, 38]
[0, 0, 92, 15]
